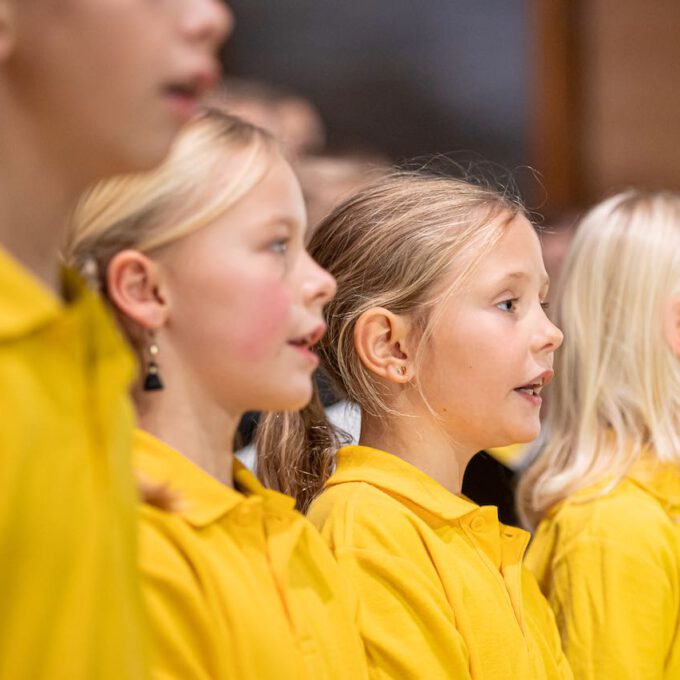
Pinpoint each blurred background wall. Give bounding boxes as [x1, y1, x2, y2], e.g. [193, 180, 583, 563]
[222, 0, 680, 218]
[222, 2, 528, 178]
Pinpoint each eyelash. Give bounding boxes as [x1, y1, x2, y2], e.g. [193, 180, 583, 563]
[497, 298, 518, 313]
[496, 299, 551, 313]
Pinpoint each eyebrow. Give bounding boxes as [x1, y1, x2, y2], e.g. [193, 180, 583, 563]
[495, 271, 550, 288]
[263, 216, 297, 229]
[258, 216, 305, 239]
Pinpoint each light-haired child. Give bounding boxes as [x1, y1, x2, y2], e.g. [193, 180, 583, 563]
[257, 172, 572, 679]
[518, 190, 680, 679]
[66, 110, 368, 680]
[0, 2, 229, 677]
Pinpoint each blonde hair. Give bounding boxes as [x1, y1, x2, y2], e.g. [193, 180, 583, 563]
[518, 190, 680, 529]
[256, 171, 525, 511]
[65, 109, 279, 298]
[63, 110, 280, 508]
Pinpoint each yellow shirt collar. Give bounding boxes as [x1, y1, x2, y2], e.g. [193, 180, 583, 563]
[328, 444, 480, 521]
[0, 247, 135, 394]
[133, 429, 295, 527]
[487, 443, 527, 468]
[626, 456, 680, 511]
[0, 247, 90, 338]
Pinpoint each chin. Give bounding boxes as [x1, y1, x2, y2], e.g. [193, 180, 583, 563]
[510, 421, 542, 445]
[287, 390, 314, 411]
[131, 140, 176, 173]
[267, 385, 314, 412]
[106, 129, 176, 178]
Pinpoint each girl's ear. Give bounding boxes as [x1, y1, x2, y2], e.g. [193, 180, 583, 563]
[106, 250, 169, 331]
[664, 297, 680, 359]
[354, 307, 413, 384]
[0, 1, 16, 61]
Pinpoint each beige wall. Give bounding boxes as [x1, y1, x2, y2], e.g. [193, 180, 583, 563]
[581, 0, 680, 200]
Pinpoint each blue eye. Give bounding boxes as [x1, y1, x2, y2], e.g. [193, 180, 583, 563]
[497, 299, 518, 313]
[270, 239, 289, 255]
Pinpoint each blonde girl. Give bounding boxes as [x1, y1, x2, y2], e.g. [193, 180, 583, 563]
[518, 190, 680, 679]
[0, 1, 229, 677]
[257, 173, 572, 679]
[66, 110, 367, 680]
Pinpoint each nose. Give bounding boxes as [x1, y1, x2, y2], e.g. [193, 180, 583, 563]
[181, 0, 234, 51]
[301, 251, 337, 308]
[540, 311, 564, 353]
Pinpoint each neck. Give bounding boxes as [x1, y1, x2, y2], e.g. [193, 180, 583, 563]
[359, 411, 478, 495]
[134, 373, 238, 488]
[0, 89, 86, 293]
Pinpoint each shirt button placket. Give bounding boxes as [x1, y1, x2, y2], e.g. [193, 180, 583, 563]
[236, 506, 253, 527]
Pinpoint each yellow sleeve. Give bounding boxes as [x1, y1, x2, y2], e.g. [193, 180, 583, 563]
[138, 514, 228, 680]
[546, 538, 676, 680]
[335, 546, 472, 680]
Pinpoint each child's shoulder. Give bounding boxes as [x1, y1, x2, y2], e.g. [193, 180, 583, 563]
[307, 480, 427, 555]
[562, 475, 669, 519]
[546, 476, 679, 558]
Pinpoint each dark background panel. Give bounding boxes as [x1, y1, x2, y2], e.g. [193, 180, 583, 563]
[223, 1, 529, 171]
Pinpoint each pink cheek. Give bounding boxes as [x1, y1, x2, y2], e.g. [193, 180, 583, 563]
[232, 288, 293, 362]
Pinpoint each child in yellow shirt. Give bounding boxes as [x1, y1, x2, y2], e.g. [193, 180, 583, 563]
[0, 3, 229, 677]
[258, 173, 572, 679]
[518, 190, 680, 679]
[66, 110, 367, 680]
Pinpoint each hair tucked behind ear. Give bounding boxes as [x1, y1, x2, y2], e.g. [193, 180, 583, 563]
[257, 169, 524, 511]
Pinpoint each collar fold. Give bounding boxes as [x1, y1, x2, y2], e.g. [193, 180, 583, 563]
[328, 445, 479, 521]
[133, 429, 295, 527]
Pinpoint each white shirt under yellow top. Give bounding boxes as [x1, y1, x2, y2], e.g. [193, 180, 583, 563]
[308, 445, 573, 680]
[133, 429, 368, 680]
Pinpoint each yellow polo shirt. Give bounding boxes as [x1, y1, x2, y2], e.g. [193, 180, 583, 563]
[308, 445, 572, 679]
[527, 457, 680, 679]
[134, 429, 368, 680]
[487, 444, 527, 468]
[0, 248, 147, 678]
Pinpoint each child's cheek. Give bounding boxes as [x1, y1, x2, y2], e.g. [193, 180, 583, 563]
[232, 285, 293, 362]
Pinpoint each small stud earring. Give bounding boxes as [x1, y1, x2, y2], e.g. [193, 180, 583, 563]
[143, 340, 164, 391]
[399, 365, 407, 377]
[81, 256, 101, 292]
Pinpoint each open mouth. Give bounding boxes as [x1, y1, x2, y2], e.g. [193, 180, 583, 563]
[514, 370, 553, 400]
[163, 82, 202, 122]
[165, 82, 200, 98]
[287, 324, 326, 365]
[515, 382, 543, 397]
[288, 323, 326, 351]
[163, 68, 219, 117]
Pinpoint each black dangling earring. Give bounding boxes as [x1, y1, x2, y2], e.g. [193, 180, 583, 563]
[143, 340, 164, 391]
